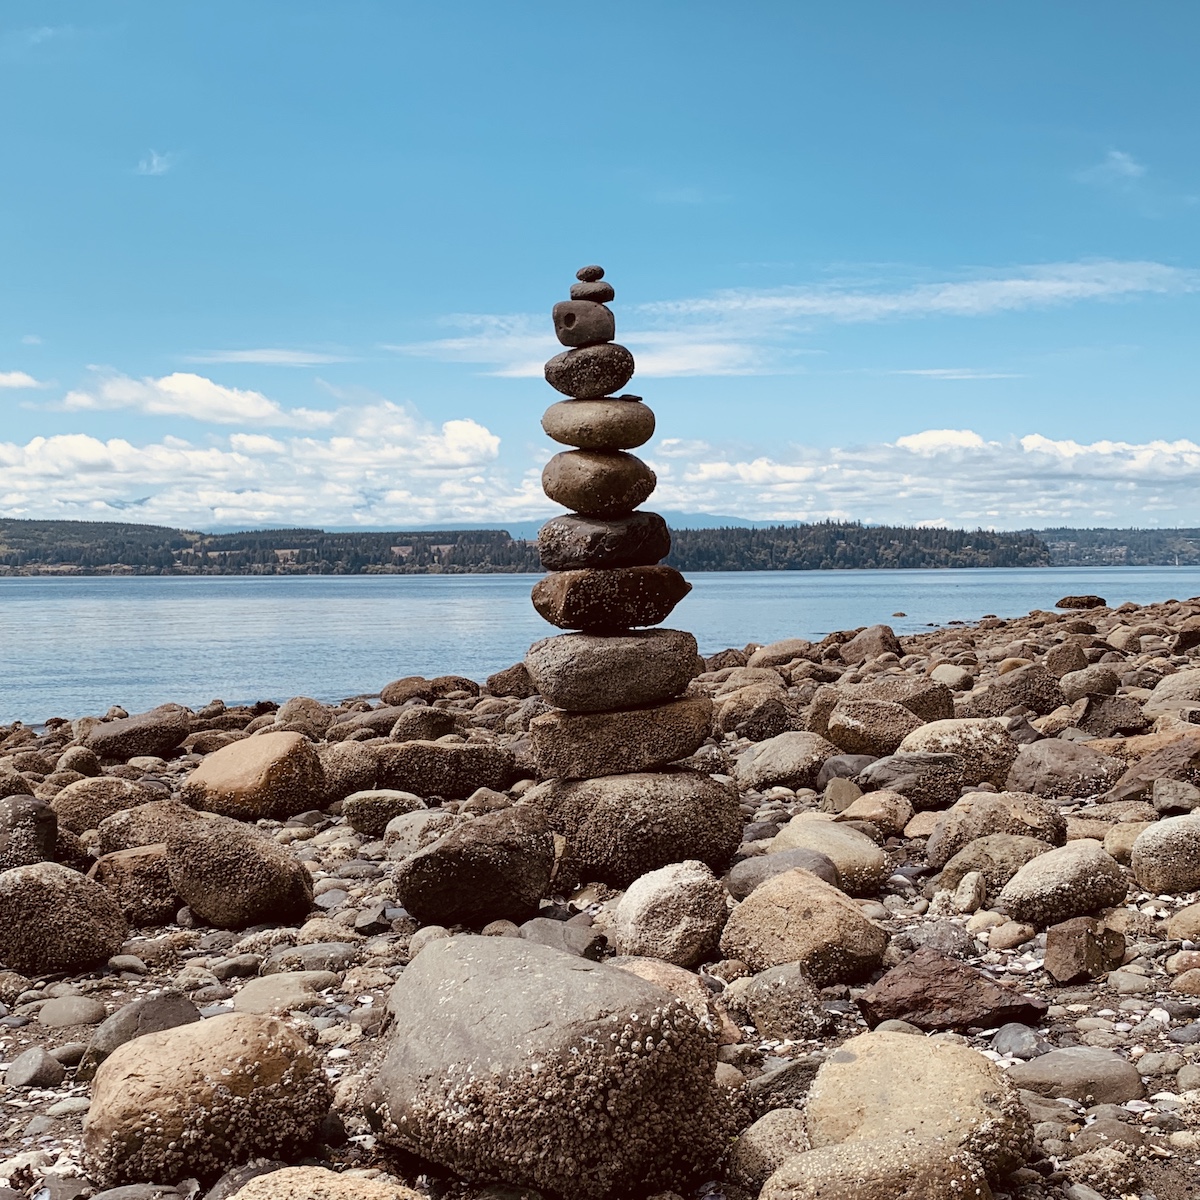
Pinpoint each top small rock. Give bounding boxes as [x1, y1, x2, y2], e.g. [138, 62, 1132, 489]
[576, 265, 605, 281]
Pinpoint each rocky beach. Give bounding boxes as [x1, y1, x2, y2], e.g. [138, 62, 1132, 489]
[7, 270, 1200, 1200]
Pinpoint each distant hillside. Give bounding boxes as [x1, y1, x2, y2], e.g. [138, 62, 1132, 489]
[1033, 527, 1200, 566]
[1, 517, 1048, 574]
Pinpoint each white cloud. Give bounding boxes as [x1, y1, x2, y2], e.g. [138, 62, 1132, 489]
[136, 150, 176, 176]
[60, 371, 335, 428]
[1079, 150, 1148, 188]
[187, 349, 352, 366]
[0, 371, 45, 389]
[21, 335, 42, 346]
[891, 368, 1022, 380]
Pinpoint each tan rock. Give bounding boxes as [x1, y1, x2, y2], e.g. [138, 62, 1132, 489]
[181, 731, 324, 820]
[836, 789, 913, 837]
[769, 820, 888, 896]
[229, 1167, 422, 1199]
[897, 718, 1017, 787]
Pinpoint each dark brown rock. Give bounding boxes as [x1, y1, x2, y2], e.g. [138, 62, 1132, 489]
[83, 704, 191, 762]
[541, 449, 655, 517]
[90, 843, 179, 926]
[571, 279, 615, 302]
[1057, 595, 1107, 609]
[1043, 916, 1126, 983]
[545, 343, 635, 399]
[576, 264, 605, 282]
[532, 565, 690, 631]
[538, 511, 671, 571]
[542, 398, 655, 451]
[485, 662, 537, 699]
[857, 947, 1048, 1031]
[530, 696, 712, 779]
[552, 300, 616, 347]
[379, 676, 435, 706]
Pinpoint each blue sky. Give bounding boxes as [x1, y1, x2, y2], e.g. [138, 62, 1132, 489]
[2, 2, 1199, 531]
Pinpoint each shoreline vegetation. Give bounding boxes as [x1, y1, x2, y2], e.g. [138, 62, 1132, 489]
[3, 518, 1199, 577]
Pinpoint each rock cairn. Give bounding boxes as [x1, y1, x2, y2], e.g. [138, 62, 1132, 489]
[525, 264, 713, 780]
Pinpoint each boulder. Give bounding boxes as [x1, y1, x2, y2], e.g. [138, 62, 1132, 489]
[84, 704, 190, 761]
[804, 1030, 1031, 1178]
[232, 971, 339, 1015]
[0, 861, 127, 974]
[835, 789, 913, 837]
[77, 993, 201, 1080]
[375, 740, 515, 799]
[611, 860, 728, 967]
[1105, 729, 1200, 802]
[996, 840, 1127, 926]
[340, 789, 425, 836]
[485, 661, 537, 699]
[226, 1167, 422, 1200]
[181, 731, 325, 820]
[536, 511, 672, 572]
[726, 848, 840, 899]
[83, 1012, 330, 1186]
[729, 1108, 810, 1189]
[315, 740, 380, 804]
[366, 936, 728, 1199]
[97, 798, 204, 855]
[735, 732, 840, 792]
[939, 833, 1053, 894]
[51, 777, 156, 834]
[393, 807, 555, 927]
[855, 752, 964, 811]
[1005, 739, 1126, 799]
[530, 696, 711, 779]
[1060, 664, 1121, 703]
[731, 961, 833, 1041]
[1143, 668, 1200, 718]
[166, 812, 314, 929]
[714, 682, 796, 741]
[524, 770, 741, 887]
[378, 676, 434, 706]
[719, 869, 887, 984]
[532, 565, 690, 630]
[525, 628, 698, 712]
[967, 663, 1066, 717]
[1006, 1045, 1144, 1103]
[384, 809, 461, 858]
[769, 819, 888, 896]
[747, 638, 814, 669]
[926, 792, 1066, 869]
[838, 625, 902, 665]
[0, 794, 56, 870]
[1131, 815, 1200, 892]
[826, 699, 924, 757]
[1043, 916, 1126, 984]
[897, 719, 1017, 788]
[326, 705, 417, 740]
[90, 843, 179, 925]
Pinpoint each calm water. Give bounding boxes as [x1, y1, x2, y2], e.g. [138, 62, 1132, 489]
[2, 567, 1199, 724]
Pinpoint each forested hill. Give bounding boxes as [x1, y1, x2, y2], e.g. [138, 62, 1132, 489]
[1, 518, 1049, 574]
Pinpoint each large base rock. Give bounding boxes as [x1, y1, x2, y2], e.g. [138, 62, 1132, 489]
[530, 695, 712, 778]
[366, 936, 730, 1200]
[523, 769, 741, 887]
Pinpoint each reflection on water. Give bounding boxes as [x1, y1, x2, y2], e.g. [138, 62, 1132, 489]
[2, 567, 1198, 723]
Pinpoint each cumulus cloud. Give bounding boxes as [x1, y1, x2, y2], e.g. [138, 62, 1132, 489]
[389, 260, 1193, 379]
[0, 371, 45, 389]
[60, 371, 335, 428]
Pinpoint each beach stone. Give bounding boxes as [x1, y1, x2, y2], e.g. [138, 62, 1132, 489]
[384, 809, 461, 858]
[735, 731, 840, 791]
[1105, 728, 1200, 801]
[826, 699, 924, 757]
[525, 628, 697, 713]
[551, 299, 616, 347]
[729, 1109, 810, 1189]
[378, 676, 434, 706]
[84, 704, 191, 762]
[542, 398, 654, 451]
[897, 719, 1017, 787]
[232, 971, 338, 1014]
[181, 731, 325, 820]
[366, 936, 727, 1199]
[274, 695, 334, 738]
[529, 695, 711, 779]
[1168, 903, 1200, 940]
[1007, 1046, 1143, 1103]
[1005, 739, 1125, 799]
[857, 946, 1047, 1031]
[1057, 594, 1106, 609]
[0, 770, 34, 799]
[1045, 640, 1089, 678]
[726, 848, 840, 899]
[38, 994, 107, 1026]
[327, 705, 414, 740]
[83, 1012, 330, 1186]
[611, 860, 727, 967]
[939, 833, 1052, 893]
[485, 662, 536, 699]
[837, 625, 902, 665]
[315, 741, 378, 804]
[1143, 668, 1200, 718]
[532, 565, 689, 631]
[996, 840, 1127, 926]
[393, 807, 554, 927]
[836, 789, 913, 837]
[90, 844, 179, 925]
[0, 794, 56, 870]
[166, 812, 314, 930]
[1152, 776, 1200, 813]
[57, 745, 102, 775]
[746, 638, 813, 669]
[1060, 664, 1121, 703]
[97, 798, 203, 855]
[737, 962, 832, 1041]
[388, 704, 459, 742]
[761, 1137, 995, 1200]
[227, 1167, 422, 1200]
[968, 663, 1067, 717]
[341, 790, 425, 836]
[50, 776, 155, 834]
[714, 682, 795, 741]
[930, 663, 974, 690]
[1131, 814, 1200, 892]
[77, 994, 201, 1079]
[537, 511, 671, 571]
[769, 819, 887, 896]
[1043, 916, 1125, 983]
[0, 861, 127, 974]
[805, 1030, 1031, 1178]
[571, 279, 615, 303]
[927, 791, 1066, 868]
[544, 342, 636, 399]
[544, 451, 656, 522]
[856, 752, 964, 810]
[375, 740, 514, 799]
[719, 869, 887, 984]
[524, 770, 740, 887]
[6, 1045, 66, 1088]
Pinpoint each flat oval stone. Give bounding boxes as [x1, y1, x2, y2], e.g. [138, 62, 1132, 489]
[544, 343, 635, 399]
[571, 280, 615, 302]
[538, 511, 671, 571]
[542, 450, 655, 517]
[542, 399, 655, 451]
[552, 301, 616, 348]
[531, 565, 691, 631]
[576, 264, 605, 281]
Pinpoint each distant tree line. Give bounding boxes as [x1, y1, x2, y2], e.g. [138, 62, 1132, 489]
[3, 517, 1197, 575]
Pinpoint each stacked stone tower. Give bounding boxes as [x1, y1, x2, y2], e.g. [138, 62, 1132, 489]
[523, 265, 713, 779]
